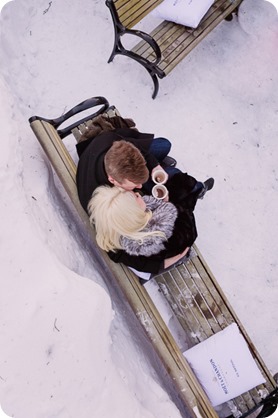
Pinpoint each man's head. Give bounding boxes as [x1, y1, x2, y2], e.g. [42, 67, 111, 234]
[104, 140, 149, 190]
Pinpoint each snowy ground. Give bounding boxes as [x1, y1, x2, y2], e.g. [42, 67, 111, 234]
[0, 0, 278, 417]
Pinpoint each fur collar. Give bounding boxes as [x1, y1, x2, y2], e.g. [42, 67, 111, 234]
[120, 196, 177, 256]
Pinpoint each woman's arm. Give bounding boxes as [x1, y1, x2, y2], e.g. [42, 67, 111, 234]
[108, 249, 164, 274]
[108, 246, 190, 274]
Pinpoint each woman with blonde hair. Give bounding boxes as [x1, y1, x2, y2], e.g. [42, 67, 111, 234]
[88, 185, 177, 256]
[88, 171, 210, 276]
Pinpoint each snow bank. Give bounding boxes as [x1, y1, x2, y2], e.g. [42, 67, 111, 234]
[0, 62, 182, 418]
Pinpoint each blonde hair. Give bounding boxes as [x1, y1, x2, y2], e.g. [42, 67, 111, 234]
[87, 186, 165, 252]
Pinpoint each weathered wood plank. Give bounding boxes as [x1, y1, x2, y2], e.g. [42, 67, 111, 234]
[156, 270, 207, 346]
[179, 260, 226, 333]
[115, 0, 163, 29]
[171, 263, 216, 338]
[71, 127, 82, 141]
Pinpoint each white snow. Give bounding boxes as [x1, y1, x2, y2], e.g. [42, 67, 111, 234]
[0, 0, 277, 417]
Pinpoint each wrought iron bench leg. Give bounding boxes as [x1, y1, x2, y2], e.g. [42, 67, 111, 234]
[107, 32, 122, 63]
[108, 46, 161, 99]
[148, 69, 159, 100]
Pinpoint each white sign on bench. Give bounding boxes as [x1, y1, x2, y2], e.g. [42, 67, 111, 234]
[183, 323, 266, 406]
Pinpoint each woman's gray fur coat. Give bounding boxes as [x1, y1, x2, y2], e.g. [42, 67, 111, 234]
[120, 195, 178, 256]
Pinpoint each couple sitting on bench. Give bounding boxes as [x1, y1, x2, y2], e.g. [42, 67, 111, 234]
[76, 121, 214, 281]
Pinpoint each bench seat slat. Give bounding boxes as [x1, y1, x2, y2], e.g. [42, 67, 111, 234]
[116, 0, 163, 28]
[167, 266, 214, 338]
[190, 256, 237, 326]
[174, 263, 221, 336]
[182, 261, 227, 329]
[71, 127, 82, 141]
[156, 273, 203, 346]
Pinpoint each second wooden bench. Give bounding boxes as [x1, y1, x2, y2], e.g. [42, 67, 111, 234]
[106, 0, 243, 98]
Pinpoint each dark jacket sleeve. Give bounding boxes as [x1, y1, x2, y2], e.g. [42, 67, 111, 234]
[107, 249, 164, 274]
[140, 149, 160, 172]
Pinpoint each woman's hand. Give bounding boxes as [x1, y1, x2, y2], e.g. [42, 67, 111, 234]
[163, 247, 190, 269]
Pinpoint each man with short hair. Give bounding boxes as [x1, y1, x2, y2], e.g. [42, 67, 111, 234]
[76, 126, 176, 211]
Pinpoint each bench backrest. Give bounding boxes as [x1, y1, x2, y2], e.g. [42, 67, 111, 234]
[106, 0, 163, 29]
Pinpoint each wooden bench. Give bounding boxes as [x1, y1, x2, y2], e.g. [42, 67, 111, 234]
[29, 97, 278, 418]
[105, 0, 243, 98]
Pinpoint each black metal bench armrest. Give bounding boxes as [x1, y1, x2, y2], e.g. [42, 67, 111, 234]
[125, 28, 161, 65]
[256, 387, 278, 418]
[28, 96, 109, 139]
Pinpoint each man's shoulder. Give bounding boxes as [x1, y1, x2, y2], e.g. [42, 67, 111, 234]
[79, 130, 121, 156]
[114, 127, 154, 141]
[77, 128, 154, 158]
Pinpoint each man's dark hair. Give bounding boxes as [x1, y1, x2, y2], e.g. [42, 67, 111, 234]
[104, 140, 149, 184]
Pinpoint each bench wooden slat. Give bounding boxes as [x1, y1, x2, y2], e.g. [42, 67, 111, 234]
[115, 0, 163, 29]
[249, 385, 270, 405]
[171, 264, 217, 338]
[184, 257, 233, 332]
[157, 270, 209, 345]
[71, 127, 82, 141]
[77, 123, 90, 134]
[132, 21, 182, 59]
[190, 256, 238, 327]
[180, 260, 227, 333]
[241, 392, 257, 410]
